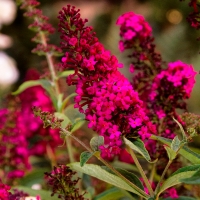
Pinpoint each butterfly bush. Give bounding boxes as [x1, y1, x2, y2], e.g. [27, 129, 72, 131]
[116, 11, 197, 174]
[116, 11, 163, 94]
[117, 12, 197, 137]
[58, 5, 156, 158]
[0, 69, 62, 183]
[45, 165, 86, 199]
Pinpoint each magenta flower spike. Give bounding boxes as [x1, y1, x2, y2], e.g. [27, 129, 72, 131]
[58, 5, 156, 157]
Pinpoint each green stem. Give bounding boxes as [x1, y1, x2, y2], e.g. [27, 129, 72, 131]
[127, 146, 154, 197]
[149, 163, 156, 183]
[61, 128, 149, 199]
[46, 144, 57, 167]
[40, 32, 61, 97]
[28, 6, 61, 98]
[155, 159, 172, 196]
[66, 136, 75, 163]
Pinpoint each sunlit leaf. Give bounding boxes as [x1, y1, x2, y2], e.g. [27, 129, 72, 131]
[158, 165, 200, 196]
[124, 137, 152, 162]
[181, 168, 200, 184]
[101, 167, 144, 190]
[150, 135, 200, 164]
[68, 162, 149, 198]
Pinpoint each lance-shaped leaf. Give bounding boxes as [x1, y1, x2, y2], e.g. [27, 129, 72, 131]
[80, 151, 94, 167]
[68, 162, 149, 199]
[150, 135, 200, 164]
[164, 145, 177, 161]
[163, 197, 196, 200]
[12, 79, 57, 109]
[64, 104, 85, 123]
[61, 93, 77, 111]
[94, 187, 136, 200]
[101, 166, 144, 190]
[71, 119, 86, 133]
[124, 137, 152, 162]
[57, 70, 74, 78]
[181, 168, 200, 184]
[12, 80, 46, 95]
[172, 117, 187, 141]
[90, 136, 104, 151]
[158, 165, 200, 196]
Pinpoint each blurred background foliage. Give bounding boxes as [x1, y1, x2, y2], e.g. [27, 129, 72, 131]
[0, 0, 200, 112]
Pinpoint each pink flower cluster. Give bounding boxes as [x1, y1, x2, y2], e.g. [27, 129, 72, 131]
[0, 69, 62, 182]
[58, 5, 156, 157]
[116, 11, 163, 97]
[0, 105, 30, 183]
[0, 179, 10, 199]
[151, 61, 197, 100]
[117, 11, 197, 164]
[116, 12, 152, 52]
[149, 60, 197, 138]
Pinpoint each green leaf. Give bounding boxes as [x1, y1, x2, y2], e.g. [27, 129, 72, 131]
[58, 70, 74, 78]
[57, 94, 64, 112]
[163, 196, 196, 200]
[71, 119, 86, 133]
[181, 168, 200, 184]
[12, 79, 57, 110]
[80, 151, 94, 167]
[11, 186, 58, 200]
[61, 93, 77, 111]
[164, 145, 177, 161]
[64, 104, 85, 123]
[90, 136, 104, 151]
[101, 167, 144, 190]
[12, 80, 45, 95]
[124, 137, 152, 162]
[158, 165, 200, 196]
[68, 162, 148, 198]
[150, 135, 200, 164]
[94, 187, 135, 200]
[18, 169, 48, 187]
[54, 112, 71, 128]
[171, 136, 181, 152]
[172, 117, 187, 141]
